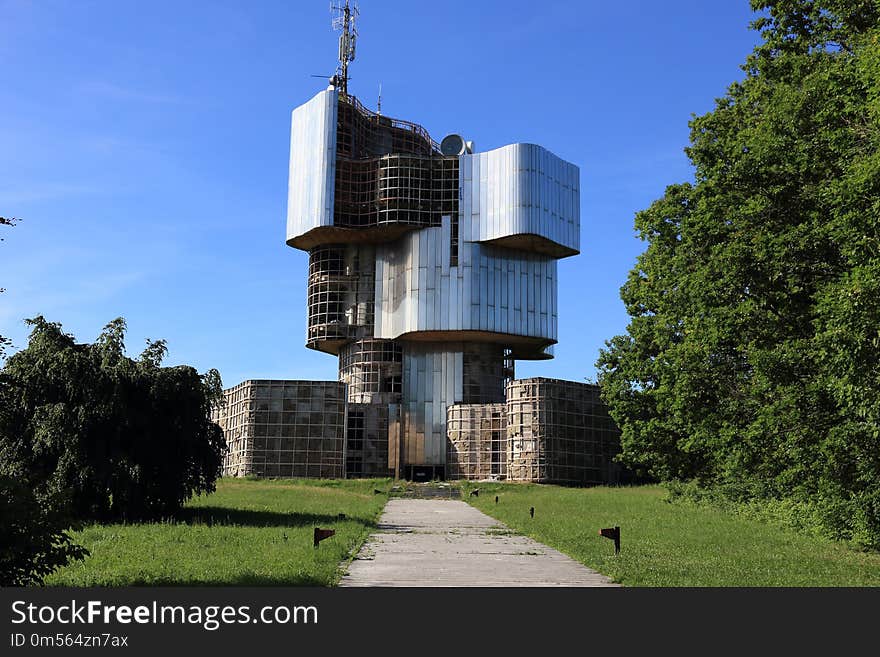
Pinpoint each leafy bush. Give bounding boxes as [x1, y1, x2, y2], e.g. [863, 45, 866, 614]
[0, 475, 89, 586]
[1, 316, 226, 522]
[0, 316, 227, 584]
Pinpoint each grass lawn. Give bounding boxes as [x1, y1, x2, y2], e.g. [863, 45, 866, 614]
[45, 478, 391, 586]
[461, 481, 880, 586]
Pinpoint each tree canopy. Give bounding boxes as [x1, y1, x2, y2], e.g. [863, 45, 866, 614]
[597, 0, 880, 547]
[0, 317, 227, 584]
[1, 317, 226, 521]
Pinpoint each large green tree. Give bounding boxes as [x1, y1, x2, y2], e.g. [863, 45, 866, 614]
[597, 1, 880, 546]
[0, 317, 226, 523]
[0, 216, 89, 585]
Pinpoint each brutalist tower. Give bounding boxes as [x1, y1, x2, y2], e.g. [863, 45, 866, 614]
[211, 3, 625, 485]
[286, 76, 580, 479]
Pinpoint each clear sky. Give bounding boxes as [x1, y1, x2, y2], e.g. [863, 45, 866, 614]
[0, 0, 762, 388]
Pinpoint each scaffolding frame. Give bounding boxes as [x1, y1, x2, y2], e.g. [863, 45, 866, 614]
[213, 380, 347, 479]
[345, 402, 392, 478]
[505, 378, 621, 485]
[307, 244, 376, 350]
[461, 343, 506, 404]
[338, 338, 402, 404]
[446, 403, 507, 481]
[333, 95, 459, 230]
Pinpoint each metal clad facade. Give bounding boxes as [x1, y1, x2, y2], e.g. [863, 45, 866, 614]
[459, 143, 580, 255]
[399, 343, 504, 467]
[275, 90, 584, 476]
[374, 230, 558, 342]
[286, 88, 338, 243]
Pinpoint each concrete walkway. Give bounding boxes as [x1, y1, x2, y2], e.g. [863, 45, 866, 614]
[339, 499, 619, 587]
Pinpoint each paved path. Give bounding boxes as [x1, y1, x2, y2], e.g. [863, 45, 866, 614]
[339, 499, 619, 587]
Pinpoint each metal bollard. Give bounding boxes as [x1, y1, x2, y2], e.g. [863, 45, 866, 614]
[599, 526, 620, 554]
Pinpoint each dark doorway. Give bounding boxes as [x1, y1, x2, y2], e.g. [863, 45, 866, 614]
[406, 465, 445, 482]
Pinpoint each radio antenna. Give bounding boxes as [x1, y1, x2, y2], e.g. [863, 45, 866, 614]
[330, 0, 358, 96]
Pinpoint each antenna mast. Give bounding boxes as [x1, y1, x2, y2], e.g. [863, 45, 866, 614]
[330, 0, 358, 96]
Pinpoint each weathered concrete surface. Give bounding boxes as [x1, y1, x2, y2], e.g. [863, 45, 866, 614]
[339, 499, 619, 587]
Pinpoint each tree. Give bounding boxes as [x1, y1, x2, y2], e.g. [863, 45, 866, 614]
[597, 1, 880, 546]
[0, 476, 88, 586]
[0, 317, 227, 524]
[0, 216, 90, 585]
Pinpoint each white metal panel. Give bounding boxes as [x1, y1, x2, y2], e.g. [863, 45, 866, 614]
[286, 89, 338, 243]
[458, 142, 580, 256]
[373, 230, 558, 342]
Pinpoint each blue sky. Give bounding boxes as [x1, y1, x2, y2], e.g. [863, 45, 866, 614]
[0, 0, 762, 387]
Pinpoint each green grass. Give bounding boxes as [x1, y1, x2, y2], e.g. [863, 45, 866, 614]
[44, 478, 392, 586]
[461, 482, 880, 586]
[45, 478, 880, 586]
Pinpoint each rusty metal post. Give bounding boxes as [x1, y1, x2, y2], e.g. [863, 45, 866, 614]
[314, 527, 336, 548]
[599, 526, 620, 554]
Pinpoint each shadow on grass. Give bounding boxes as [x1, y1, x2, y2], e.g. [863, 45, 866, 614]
[176, 506, 377, 530]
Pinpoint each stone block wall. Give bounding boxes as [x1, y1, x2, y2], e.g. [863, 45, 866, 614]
[446, 403, 507, 481]
[212, 380, 346, 478]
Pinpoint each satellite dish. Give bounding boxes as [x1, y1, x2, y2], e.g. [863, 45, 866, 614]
[440, 133, 467, 156]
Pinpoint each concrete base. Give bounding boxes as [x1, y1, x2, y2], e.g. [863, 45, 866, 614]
[339, 499, 619, 587]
